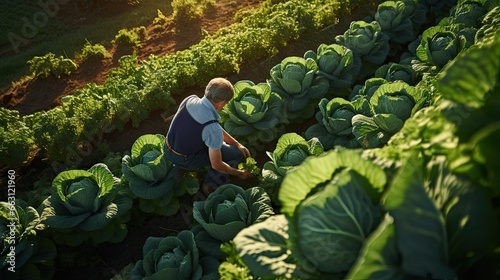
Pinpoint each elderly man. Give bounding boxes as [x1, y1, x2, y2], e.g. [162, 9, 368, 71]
[165, 77, 253, 195]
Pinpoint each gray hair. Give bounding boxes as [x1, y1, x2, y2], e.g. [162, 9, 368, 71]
[204, 78, 234, 102]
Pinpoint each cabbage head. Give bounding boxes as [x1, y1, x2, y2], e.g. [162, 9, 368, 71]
[192, 184, 274, 259]
[351, 81, 419, 148]
[233, 149, 386, 279]
[375, 62, 417, 85]
[305, 98, 368, 150]
[375, 0, 417, 44]
[414, 26, 467, 74]
[335, 20, 390, 78]
[268, 56, 330, 121]
[221, 80, 284, 147]
[262, 133, 324, 185]
[1, 200, 57, 280]
[349, 77, 389, 101]
[122, 134, 190, 217]
[448, 0, 487, 28]
[303, 43, 360, 89]
[39, 163, 132, 246]
[131, 230, 220, 280]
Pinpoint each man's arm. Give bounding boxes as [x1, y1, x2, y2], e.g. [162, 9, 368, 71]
[208, 148, 252, 179]
[222, 129, 251, 158]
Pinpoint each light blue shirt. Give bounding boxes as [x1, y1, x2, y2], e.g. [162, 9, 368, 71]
[184, 95, 223, 150]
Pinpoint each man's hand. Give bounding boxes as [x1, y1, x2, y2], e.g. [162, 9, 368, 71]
[238, 145, 251, 158]
[237, 169, 254, 180]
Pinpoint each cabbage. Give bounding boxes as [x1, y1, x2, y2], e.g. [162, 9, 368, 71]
[262, 133, 324, 185]
[304, 43, 360, 89]
[122, 134, 194, 217]
[305, 98, 368, 150]
[234, 149, 386, 279]
[39, 163, 132, 246]
[131, 230, 220, 279]
[221, 80, 284, 147]
[268, 56, 330, 121]
[375, 62, 417, 85]
[1, 200, 57, 279]
[192, 184, 274, 259]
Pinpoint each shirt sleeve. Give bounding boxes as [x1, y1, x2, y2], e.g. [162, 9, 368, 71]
[201, 123, 223, 150]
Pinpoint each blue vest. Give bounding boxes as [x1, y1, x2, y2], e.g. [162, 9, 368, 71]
[167, 101, 219, 155]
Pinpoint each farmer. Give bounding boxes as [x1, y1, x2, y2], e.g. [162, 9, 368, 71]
[165, 77, 253, 195]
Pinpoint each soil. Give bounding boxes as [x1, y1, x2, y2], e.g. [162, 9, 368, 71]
[0, 0, 379, 279]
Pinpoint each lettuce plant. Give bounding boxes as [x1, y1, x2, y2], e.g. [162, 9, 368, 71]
[233, 149, 386, 279]
[131, 230, 220, 279]
[1, 200, 57, 280]
[268, 56, 330, 121]
[192, 184, 274, 259]
[303, 43, 360, 90]
[220, 80, 284, 147]
[39, 163, 132, 246]
[335, 20, 391, 79]
[122, 134, 195, 217]
[305, 98, 369, 150]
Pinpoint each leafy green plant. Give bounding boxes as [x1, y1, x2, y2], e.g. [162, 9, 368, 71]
[77, 41, 111, 61]
[192, 184, 274, 259]
[220, 80, 285, 148]
[27, 52, 78, 78]
[0, 108, 37, 169]
[1, 200, 57, 280]
[305, 97, 370, 150]
[375, 62, 417, 85]
[38, 163, 132, 246]
[234, 149, 386, 279]
[268, 56, 330, 121]
[348, 155, 499, 279]
[122, 134, 196, 217]
[262, 133, 324, 185]
[335, 20, 391, 79]
[131, 230, 220, 279]
[352, 81, 422, 148]
[112, 26, 147, 47]
[238, 157, 260, 177]
[303, 43, 359, 90]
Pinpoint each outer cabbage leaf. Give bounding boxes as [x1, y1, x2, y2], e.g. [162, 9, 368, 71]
[350, 77, 389, 101]
[131, 230, 220, 280]
[192, 184, 274, 258]
[39, 163, 132, 246]
[375, 62, 417, 85]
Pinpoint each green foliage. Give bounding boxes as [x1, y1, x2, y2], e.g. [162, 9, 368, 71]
[171, 0, 214, 23]
[268, 56, 330, 121]
[121, 134, 188, 217]
[1, 200, 57, 280]
[27, 53, 78, 79]
[131, 230, 220, 279]
[77, 41, 111, 61]
[192, 184, 275, 259]
[38, 163, 132, 246]
[304, 43, 359, 90]
[112, 26, 147, 47]
[0, 108, 37, 169]
[238, 157, 260, 176]
[221, 80, 285, 148]
[262, 133, 324, 186]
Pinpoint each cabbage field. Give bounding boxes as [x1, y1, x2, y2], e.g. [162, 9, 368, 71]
[1, 0, 499, 279]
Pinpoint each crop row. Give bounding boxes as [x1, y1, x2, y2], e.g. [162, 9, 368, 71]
[2, 0, 499, 279]
[0, 0, 365, 171]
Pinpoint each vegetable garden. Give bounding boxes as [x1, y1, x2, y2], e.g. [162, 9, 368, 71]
[1, 0, 499, 279]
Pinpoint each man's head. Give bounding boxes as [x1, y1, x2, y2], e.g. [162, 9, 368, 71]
[204, 78, 234, 110]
